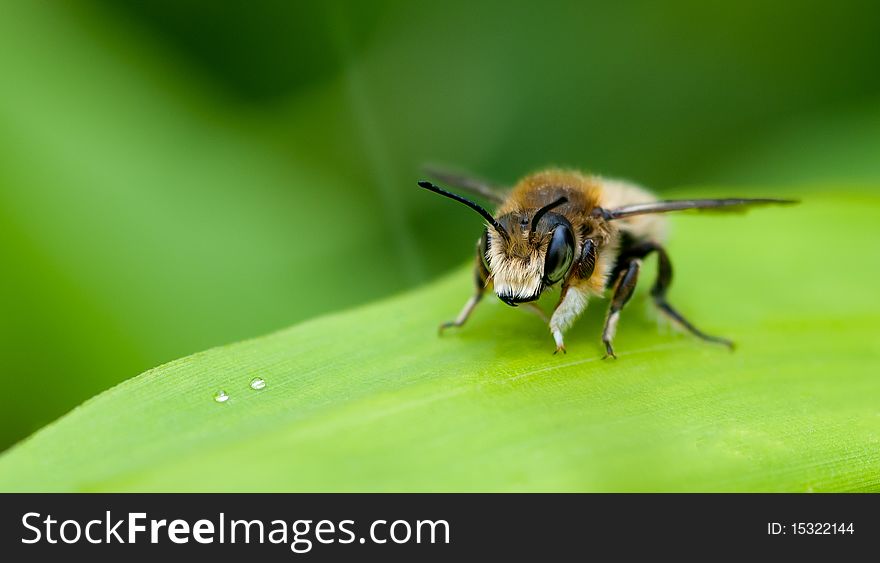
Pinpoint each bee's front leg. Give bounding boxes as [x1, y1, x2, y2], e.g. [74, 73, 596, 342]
[439, 244, 490, 334]
[548, 285, 589, 354]
[439, 291, 484, 334]
[522, 302, 550, 324]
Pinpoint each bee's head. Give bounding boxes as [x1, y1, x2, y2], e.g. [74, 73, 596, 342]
[480, 197, 574, 306]
[417, 181, 579, 307]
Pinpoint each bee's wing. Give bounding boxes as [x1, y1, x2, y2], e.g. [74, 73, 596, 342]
[606, 198, 798, 220]
[422, 165, 508, 204]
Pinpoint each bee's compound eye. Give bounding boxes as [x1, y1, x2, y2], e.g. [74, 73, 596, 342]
[543, 224, 574, 284]
[478, 228, 491, 272]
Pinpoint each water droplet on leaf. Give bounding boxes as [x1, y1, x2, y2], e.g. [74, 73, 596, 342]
[214, 390, 229, 403]
[249, 377, 266, 391]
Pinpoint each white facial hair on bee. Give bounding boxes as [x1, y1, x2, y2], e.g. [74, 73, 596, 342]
[487, 230, 547, 303]
[419, 168, 797, 357]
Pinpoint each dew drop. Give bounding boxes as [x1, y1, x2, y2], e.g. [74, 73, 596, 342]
[249, 377, 266, 391]
[214, 390, 230, 403]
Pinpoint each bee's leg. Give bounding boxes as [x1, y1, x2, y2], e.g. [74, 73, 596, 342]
[522, 303, 550, 324]
[648, 245, 734, 349]
[439, 293, 483, 334]
[439, 251, 490, 334]
[549, 285, 590, 354]
[602, 259, 642, 359]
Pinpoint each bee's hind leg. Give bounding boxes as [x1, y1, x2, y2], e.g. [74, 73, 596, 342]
[602, 259, 642, 359]
[648, 244, 734, 349]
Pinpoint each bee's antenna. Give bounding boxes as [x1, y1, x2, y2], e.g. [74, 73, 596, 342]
[418, 181, 510, 242]
[530, 196, 568, 239]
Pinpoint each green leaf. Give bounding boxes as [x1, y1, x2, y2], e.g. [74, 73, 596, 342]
[1, 188, 878, 492]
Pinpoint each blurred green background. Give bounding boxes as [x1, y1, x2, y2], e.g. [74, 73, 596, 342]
[1, 0, 879, 452]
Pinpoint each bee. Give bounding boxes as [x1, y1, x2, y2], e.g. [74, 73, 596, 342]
[418, 168, 796, 357]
